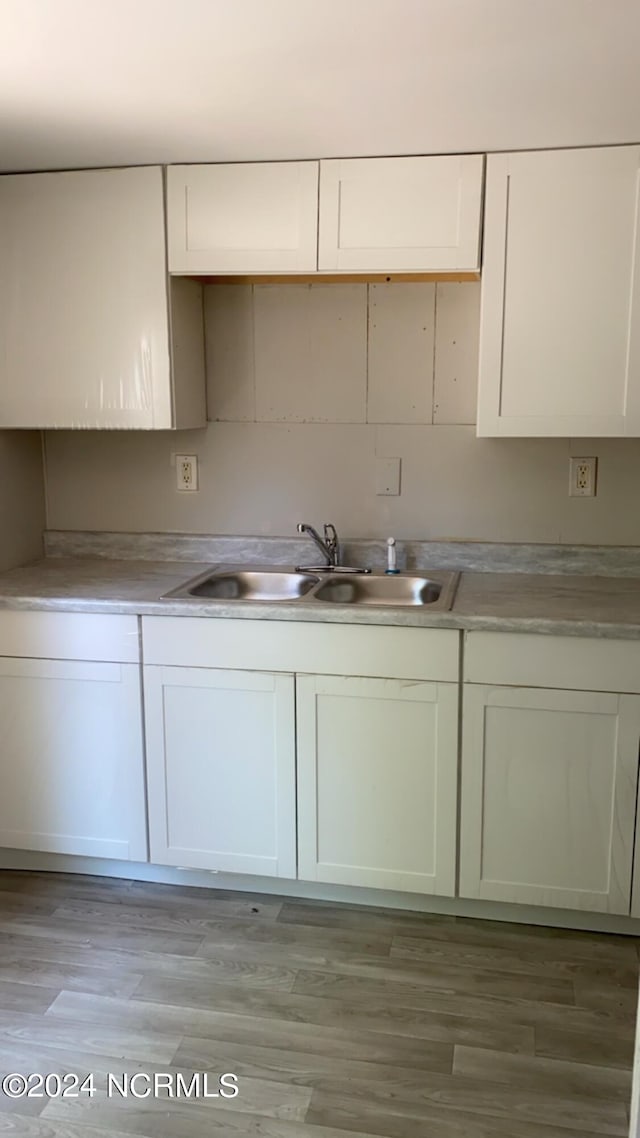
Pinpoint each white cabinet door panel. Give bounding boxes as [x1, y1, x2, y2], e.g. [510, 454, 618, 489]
[319, 155, 483, 272]
[0, 658, 146, 860]
[144, 666, 296, 877]
[477, 146, 640, 436]
[0, 167, 179, 429]
[167, 162, 319, 273]
[460, 684, 640, 913]
[297, 675, 458, 895]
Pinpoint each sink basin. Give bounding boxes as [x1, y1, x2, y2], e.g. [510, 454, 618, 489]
[169, 568, 320, 602]
[312, 573, 444, 607]
[164, 565, 459, 610]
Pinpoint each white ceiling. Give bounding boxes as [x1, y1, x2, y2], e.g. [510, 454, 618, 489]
[1, 0, 639, 173]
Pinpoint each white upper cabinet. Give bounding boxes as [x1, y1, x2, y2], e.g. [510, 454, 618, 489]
[318, 155, 484, 272]
[167, 162, 319, 273]
[0, 166, 206, 429]
[166, 155, 483, 275]
[477, 146, 640, 437]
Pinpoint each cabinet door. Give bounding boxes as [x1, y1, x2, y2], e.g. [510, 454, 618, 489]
[167, 162, 319, 274]
[477, 146, 640, 437]
[0, 166, 181, 429]
[296, 675, 458, 894]
[144, 666, 296, 876]
[0, 658, 146, 860]
[319, 155, 483, 272]
[460, 685, 640, 914]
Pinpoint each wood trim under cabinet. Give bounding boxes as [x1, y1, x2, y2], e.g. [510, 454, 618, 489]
[188, 272, 480, 285]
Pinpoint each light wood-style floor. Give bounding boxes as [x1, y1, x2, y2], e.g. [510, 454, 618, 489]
[0, 871, 636, 1137]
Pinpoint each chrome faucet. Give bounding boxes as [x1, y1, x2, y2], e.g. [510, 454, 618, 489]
[295, 522, 371, 574]
[297, 522, 339, 568]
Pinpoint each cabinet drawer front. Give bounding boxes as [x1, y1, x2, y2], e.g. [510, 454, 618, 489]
[0, 611, 139, 663]
[319, 155, 483, 272]
[167, 162, 319, 274]
[142, 617, 459, 682]
[465, 631, 640, 693]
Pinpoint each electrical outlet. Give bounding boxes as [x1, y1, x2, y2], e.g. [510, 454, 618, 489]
[175, 454, 199, 492]
[569, 456, 597, 497]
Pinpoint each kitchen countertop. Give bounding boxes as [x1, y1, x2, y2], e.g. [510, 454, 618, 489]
[0, 557, 639, 638]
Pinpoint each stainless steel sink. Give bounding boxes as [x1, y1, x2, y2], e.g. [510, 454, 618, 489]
[312, 573, 446, 607]
[167, 567, 320, 602]
[164, 566, 459, 610]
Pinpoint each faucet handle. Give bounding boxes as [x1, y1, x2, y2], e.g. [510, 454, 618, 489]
[323, 523, 340, 567]
[323, 523, 338, 549]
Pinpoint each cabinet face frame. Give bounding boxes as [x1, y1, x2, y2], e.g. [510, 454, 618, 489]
[460, 683, 640, 914]
[143, 665, 297, 877]
[477, 145, 640, 437]
[296, 674, 458, 895]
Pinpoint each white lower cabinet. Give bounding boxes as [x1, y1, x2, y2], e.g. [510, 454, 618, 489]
[0, 657, 146, 860]
[460, 683, 640, 914]
[4, 608, 640, 927]
[141, 618, 459, 892]
[296, 674, 458, 895]
[144, 666, 296, 877]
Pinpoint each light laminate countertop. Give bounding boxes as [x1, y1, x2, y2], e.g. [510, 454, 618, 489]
[0, 557, 639, 638]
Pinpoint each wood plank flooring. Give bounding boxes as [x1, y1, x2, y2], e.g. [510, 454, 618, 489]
[0, 871, 635, 1136]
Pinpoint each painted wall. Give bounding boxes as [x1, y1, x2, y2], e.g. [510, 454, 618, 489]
[43, 283, 640, 544]
[0, 431, 45, 569]
[4, 2, 639, 174]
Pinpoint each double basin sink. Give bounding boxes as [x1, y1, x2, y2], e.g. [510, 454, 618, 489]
[166, 567, 459, 610]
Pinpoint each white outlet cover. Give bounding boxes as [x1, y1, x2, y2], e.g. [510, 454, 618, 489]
[376, 457, 401, 496]
[175, 453, 199, 492]
[569, 456, 597, 498]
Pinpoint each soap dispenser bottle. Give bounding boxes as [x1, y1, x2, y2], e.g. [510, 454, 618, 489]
[385, 537, 400, 575]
